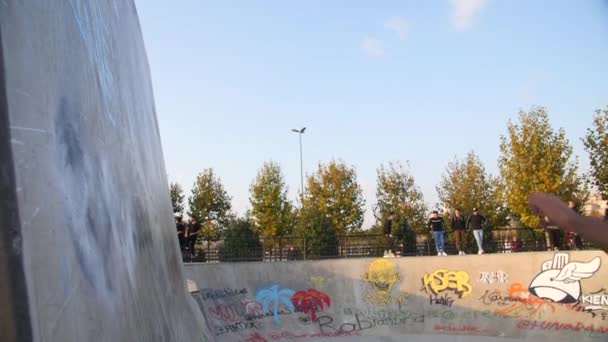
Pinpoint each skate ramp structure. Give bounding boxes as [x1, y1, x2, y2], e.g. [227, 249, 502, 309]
[0, 1, 205, 341]
[185, 251, 608, 342]
[2, 1, 608, 342]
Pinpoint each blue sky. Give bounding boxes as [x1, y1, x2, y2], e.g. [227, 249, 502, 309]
[135, 0, 608, 228]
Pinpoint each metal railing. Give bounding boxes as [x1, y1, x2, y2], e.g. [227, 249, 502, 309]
[180, 229, 595, 263]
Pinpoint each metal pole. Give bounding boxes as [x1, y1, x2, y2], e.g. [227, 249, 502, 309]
[299, 132, 304, 196]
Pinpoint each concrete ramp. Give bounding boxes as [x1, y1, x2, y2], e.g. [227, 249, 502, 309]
[0, 1, 207, 341]
[2, 2, 608, 342]
[185, 251, 608, 341]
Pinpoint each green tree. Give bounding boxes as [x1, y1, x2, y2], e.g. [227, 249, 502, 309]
[294, 206, 338, 259]
[301, 160, 365, 235]
[188, 168, 232, 239]
[437, 151, 509, 227]
[367, 219, 415, 256]
[375, 161, 428, 235]
[249, 162, 294, 242]
[219, 218, 263, 262]
[170, 181, 186, 214]
[583, 106, 608, 201]
[499, 107, 586, 228]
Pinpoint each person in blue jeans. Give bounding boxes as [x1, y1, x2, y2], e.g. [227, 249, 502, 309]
[467, 208, 487, 254]
[428, 211, 447, 256]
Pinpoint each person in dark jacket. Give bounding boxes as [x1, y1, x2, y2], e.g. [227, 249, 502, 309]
[467, 208, 487, 254]
[428, 211, 447, 256]
[384, 212, 397, 258]
[175, 213, 186, 253]
[451, 209, 467, 255]
[568, 201, 582, 249]
[186, 217, 201, 257]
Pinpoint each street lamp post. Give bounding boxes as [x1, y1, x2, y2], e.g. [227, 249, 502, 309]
[291, 127, 306, 196]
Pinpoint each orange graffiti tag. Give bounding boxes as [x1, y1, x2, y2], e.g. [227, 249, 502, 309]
[495, 283, 556, 318]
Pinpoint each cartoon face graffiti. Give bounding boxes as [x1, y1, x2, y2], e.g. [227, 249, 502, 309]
[364, 259, 400, 295]
[528, 253, 601, 304]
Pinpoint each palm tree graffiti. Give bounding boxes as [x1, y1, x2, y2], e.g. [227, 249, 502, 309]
[292, 289, 331, 321]
[255, 285, 295, 327]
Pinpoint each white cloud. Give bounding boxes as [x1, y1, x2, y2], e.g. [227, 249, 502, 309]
[384, 16, 409, 40]
[361, 36, 385, 58]
[450, 0, 487, 32]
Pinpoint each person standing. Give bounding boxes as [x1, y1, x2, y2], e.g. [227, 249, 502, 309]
[568, 201, 582, 249]
[429, 211, 447, 256]
[186, 217, 201, 258]
[467, 208, 487, 254]
[543, 215, 560, 251]
[384, 212, 397, 258]
[175, 213, 186, 253]
[451, 209, 467, 255]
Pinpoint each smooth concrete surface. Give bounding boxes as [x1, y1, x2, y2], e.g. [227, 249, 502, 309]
[185, 251, 608, 342]
[0, 1, 207, 341]
[2, 2, 608, 342]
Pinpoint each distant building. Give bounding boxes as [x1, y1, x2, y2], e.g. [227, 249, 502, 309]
[583, 194, 607, 217]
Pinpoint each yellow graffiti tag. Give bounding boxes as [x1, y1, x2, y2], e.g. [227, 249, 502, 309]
[422, 269, 472, 298]
[308, 276, 326, 289]
[366, 293, 408, 305]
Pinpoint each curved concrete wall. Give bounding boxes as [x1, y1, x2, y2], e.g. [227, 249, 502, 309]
[185, 251, 608, 342]
[0, 1, 207, 341]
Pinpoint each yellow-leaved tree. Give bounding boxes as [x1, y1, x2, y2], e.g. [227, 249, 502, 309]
[499, 107, 587, 228]
[300, 160, 365, 235]
[249, 161, 294, 243]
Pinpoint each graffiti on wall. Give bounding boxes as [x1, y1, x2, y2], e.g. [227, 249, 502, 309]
[528, 253, 601, 304]
[478, 271, 509, 284]
[484, 282, 557, 318]
[200, 288, 248, 301]
[363, 259, 408, 305]
[308, 276, 327, 290]
[191, 288, 264, 337]
[292, 289, 331, 321]
[207, 299, 263, 322]
[190, 252, 606, 340]
[422, 269, 472, 298]
[517, 320, 608, 335]
[580, 289, 608, 319]
[256, 285, 296, 327]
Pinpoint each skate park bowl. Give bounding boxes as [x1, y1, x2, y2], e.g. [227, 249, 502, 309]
[185, 251, 608, 342]
[1, 1, 607, 342]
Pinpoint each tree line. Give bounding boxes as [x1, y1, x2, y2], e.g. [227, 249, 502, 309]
[170, 106, 608, 251]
